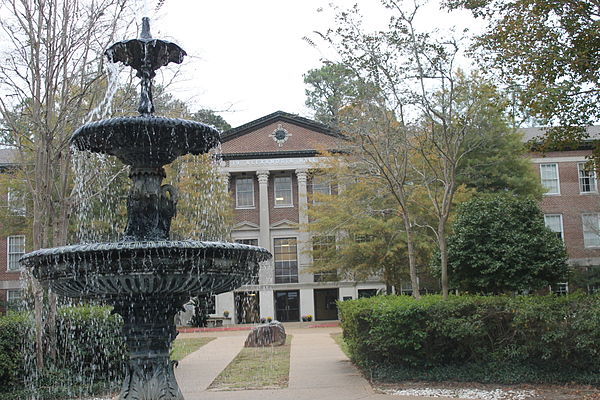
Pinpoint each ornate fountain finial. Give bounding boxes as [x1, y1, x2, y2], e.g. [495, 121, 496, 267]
[104, 17, 187, 115]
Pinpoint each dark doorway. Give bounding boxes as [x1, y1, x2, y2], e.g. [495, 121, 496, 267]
[274, 290, 300, 322]
[314, 288, 339, 321]
[235, 291, 260, 324]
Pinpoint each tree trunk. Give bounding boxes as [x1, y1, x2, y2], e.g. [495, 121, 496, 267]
[404, 217, 421, 299]
[439, 226, 449, 300]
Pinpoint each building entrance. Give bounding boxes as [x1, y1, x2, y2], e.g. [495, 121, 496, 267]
[274, 290, 300, 322]
[314, 288, 339, 321]
[235, 291, 260, 324]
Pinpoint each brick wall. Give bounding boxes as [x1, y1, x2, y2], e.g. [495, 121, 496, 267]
[532, 150, 600, 264]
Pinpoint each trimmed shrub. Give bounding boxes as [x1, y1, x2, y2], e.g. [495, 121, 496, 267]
[0, 312, 31, 390]
[339, 294, 600, 384]
[0, 305, 125, 397]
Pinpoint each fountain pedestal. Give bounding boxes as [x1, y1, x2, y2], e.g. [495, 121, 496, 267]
[115, 299, 184, 400]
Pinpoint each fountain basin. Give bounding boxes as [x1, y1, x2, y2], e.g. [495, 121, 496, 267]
[71, 116, 221, 167]
[21, 241, 270, 299]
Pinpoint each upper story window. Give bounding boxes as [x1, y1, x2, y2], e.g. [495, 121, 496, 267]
[578, 163, 597, 193]
[310, 176, 331, 203]
[7, 235, 25, 271]
[544, 214, 564, 241]
[235, 177, 255, 208]
[274, 176, 293, 207]
[274, 237, 298, 283]
[7, 188, 26, 216]
[582, 213, 600, 248]
[540, 163, 560, 195]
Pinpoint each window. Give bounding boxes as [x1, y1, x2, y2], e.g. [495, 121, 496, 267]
[274, 176, 293, 207]
[354, 233, 375, 243]
[7, 188, 25, 216]
[540, 163, 560, 195]
[235, 177, 254, 208]
[274, 238, 298, 283]
[551, 283, 568, 296]
[582, 214, 600, 248]
[7, 235, 25, 271]
[312, 236, 337, 282]
[6, 290, 22, 311]
[578, 163, 597, 193]
[544, 214, 564, 241]
[235, 238, 258, 246]
[310, 176, 331, 204]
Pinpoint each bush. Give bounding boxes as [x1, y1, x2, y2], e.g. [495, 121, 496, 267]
[339, 294, 600, 384]
[0, 305, 126, 397]
[54, 305, 126, 382]
[0, 312, 31, 390]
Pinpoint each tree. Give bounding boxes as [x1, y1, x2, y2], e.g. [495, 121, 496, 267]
[306, 161, 434, 294]
[442, 193, 569, 294]
[314, 1, 534, 299]
[0, 0, 132, 370]
[303, 63, 362, 126]
[190, 109, 231, 132]
[446, 0, 600, 148]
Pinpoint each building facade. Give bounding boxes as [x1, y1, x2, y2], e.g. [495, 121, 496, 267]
[524, 127, 600, 294]
[213, 111, 386, 323]
[0, 149, 25, 314]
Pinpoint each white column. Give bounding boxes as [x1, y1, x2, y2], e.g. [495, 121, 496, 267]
[295, 169, 312, 283]
[256, 170, 272, 285]
[256, 170, 270, 249]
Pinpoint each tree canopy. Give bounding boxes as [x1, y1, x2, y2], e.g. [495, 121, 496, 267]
[442, 193, 569, 294]
[447, 0, 600, 147]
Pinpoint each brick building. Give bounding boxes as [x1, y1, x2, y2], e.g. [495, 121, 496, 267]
[213, 111, 387, 323]
[524, 127, 600, 294]
[2, 119, 600, 316]
[0, 148, 25, 313]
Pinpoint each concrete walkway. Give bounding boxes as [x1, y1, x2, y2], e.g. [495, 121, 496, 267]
[174, 326, 461, 400]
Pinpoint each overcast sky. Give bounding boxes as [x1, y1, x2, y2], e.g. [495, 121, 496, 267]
[144, 0, 481, 128]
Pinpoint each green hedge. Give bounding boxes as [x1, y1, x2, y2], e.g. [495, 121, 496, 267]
[339, 294, 600, 384]
[0, 305, 125, 397]
[0, 313, 31, 390]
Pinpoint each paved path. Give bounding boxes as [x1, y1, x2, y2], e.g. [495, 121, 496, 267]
[174, 326, 461, 400]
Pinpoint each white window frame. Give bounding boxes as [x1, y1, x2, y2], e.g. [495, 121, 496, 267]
[273, 237, 298, 283]
[7, 235, 25, 271]
[235, 177, 255, 209]
[578, 162, 598, 194]
[274, 176, 293, 207]
[582, 213, 600, 248]
[544, 214, 564, 241]
[540, 163, 560, 195]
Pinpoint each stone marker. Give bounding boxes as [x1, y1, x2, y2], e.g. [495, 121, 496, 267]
[245, 321, 286, 347]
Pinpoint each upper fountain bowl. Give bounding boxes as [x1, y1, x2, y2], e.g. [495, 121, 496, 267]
[71, 116, 221, 167]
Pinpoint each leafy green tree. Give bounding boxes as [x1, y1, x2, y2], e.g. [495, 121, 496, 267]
[190, 109, 231, 132]
[303, 63, 362, 126]
[442, 193, 569, 294]
[447, 0, 600, 147]
[306, 164, 434, 293]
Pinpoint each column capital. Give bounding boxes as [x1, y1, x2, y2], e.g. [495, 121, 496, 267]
[295, 168, 308, 183]
[256, 169, 270, 184]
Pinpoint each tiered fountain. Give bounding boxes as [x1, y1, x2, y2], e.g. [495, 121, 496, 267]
[20, 18, 271, 400]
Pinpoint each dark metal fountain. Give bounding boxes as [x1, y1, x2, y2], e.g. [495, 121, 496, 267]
[20, 18, 271, 400]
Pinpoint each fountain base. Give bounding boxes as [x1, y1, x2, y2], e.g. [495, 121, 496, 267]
[115, 299, 184, 400]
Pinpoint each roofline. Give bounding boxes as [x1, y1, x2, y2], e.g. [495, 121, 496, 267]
[220, 149, 345, 161]
[221, 111, 341, 142]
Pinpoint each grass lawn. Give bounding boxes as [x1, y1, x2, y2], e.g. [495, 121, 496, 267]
[171, 337, 216, 361]
[208, 335, 292, 391]
[331, 332, 350, 359]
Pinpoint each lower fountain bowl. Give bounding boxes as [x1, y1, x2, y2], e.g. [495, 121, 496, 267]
[20, 240, 271, 299]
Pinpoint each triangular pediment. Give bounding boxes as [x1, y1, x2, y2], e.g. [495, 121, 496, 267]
[221, 111, 342, 157]
[233, 221, 260, 231]
[270, 219, 298, 230]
